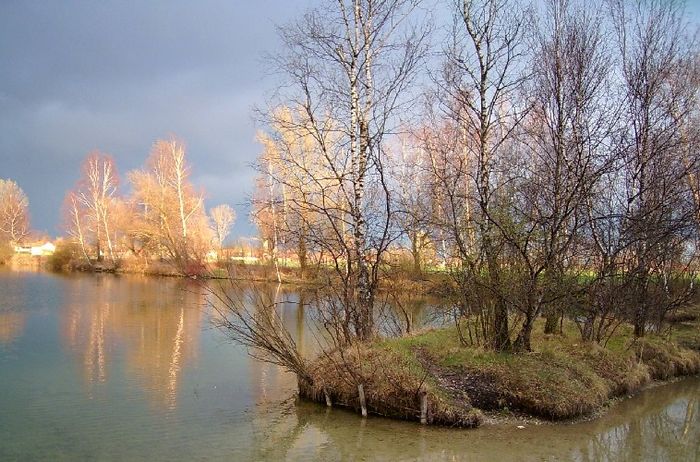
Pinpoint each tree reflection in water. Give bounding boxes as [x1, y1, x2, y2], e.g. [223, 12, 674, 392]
[0, 311, 26, 345]
[61, 275, 203, 409]
[244, 377, 700, 461]
[0, 271, 29, 346]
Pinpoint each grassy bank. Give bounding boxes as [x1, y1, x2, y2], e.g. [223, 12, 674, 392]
[49, 251, 449, 293]
[300, 321, 700, 427]
[670, 306, 700, 351]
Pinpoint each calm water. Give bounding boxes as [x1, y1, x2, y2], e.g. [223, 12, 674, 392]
[0, 269, 698, 461]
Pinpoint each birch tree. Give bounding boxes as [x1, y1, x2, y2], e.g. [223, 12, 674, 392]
[129, 138, 211, 272]
[0, 179, 30, 244]
[260, 0, 429, 341]
[210, 204, 236, 255]
[438, 0, 528, 350]
[609, 0, 698, 337]
[64, 152, 119, 263]
[501, 0, 616, 349]
[63, 192, 92, 265]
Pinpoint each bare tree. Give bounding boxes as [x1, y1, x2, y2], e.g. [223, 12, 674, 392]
[129, 138, 211, 272]
[63, 152, 119, 264]
[0, 179, 30, 243]
[392, 131, 433, 275]
[84, 152, 118, 262]
[609, 0, 698, 337]
[210, 204, 236, 255]
[252, 133, 286, 282]
[503, 0, 616, 348]
[434, 0, 529, 350]
[253, 110, 324, 278]
[258, 0, 430, 341]
[63, 192, 92, 265]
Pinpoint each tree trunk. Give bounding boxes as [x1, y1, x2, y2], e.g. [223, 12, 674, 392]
[411, 232, 422, 275]
[96, 236, 102, 262]
[544, 307, 559, 335]
[513, 317, 533, 352]
[102, 213, 115, 263]
[484, 236, 510, 351]
[297, 229, 307, 279]
[633, 310, 646, 337]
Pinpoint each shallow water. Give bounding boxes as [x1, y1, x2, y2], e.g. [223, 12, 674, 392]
[0, 269, 698, 461]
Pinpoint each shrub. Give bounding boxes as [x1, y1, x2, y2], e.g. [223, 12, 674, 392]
[47, 241, 80, 272]
[0, 241, 12, 265]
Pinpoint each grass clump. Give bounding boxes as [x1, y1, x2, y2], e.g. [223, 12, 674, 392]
[633, 336, 700, 379]
[303, 322, 700, 426]
[299, 342, 482, 427]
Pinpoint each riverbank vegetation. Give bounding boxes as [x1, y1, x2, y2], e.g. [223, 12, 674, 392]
[298, 319, 700, 426]
[49, 141, 235, 276]
[210, 0, 700, 428]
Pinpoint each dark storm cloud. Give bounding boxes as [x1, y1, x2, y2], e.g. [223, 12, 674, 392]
[0, 0, 313, 237]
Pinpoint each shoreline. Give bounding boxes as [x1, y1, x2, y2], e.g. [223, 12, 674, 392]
[4, 261, 698, 429]
[477, 374, 696, 428]
[298, 324, 700, 428]
[17, 258, 443, 293]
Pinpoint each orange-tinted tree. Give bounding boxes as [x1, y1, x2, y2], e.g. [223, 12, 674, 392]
[63, 152, 119, 264]
[0, 178, 30, 244]
[129, 138, 212, 273]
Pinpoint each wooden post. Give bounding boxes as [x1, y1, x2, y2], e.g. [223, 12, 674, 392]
[323, 387, 332, 407]
[358, 384, 367, 418]
[420, 390, 428, 425]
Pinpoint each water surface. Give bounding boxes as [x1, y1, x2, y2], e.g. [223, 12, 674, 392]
[0, 269, 698, 461]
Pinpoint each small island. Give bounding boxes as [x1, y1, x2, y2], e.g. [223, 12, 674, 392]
[298, 316, 700, 426]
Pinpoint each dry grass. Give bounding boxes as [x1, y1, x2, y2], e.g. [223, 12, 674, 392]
[299, 343, 482, 427]
[303, 320, 700, 426]
[634, 337, 700, 379]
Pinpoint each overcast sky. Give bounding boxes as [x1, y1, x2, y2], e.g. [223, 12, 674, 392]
[0, 0, 316, 238]
[1, 1, 699, 239]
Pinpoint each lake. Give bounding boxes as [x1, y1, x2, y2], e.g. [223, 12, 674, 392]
[0, 269, 698, 461]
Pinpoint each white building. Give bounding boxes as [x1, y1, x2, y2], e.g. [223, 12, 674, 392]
[14, 242, 56, 257]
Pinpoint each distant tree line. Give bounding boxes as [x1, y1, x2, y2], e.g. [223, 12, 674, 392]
[63, 138, 235, 275]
